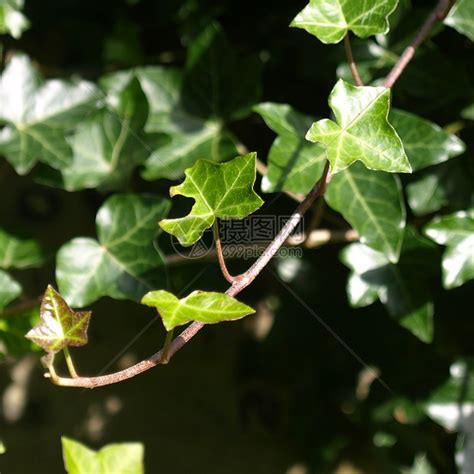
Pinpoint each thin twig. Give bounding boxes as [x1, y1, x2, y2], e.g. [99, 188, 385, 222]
[50, 163, 332, 388]
[383, 0, 453, 88]
[213, 220, 237, 284]
[344, 34, 363, 86]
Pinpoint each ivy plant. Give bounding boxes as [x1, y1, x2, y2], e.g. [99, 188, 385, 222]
[0, 0, 473, 470]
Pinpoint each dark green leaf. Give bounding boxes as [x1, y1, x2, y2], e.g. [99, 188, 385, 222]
[291, 0, 399, 44]
[424, 211, 474, 289]
[56, 194, 170, 307]
[60, 75, 149, 191]
[306, 79, 411, 174]
[341, 228, 437, 343]
[25, 285, 91, 353]
[0, 55, 99, 175]
[142, 289, 255, 331]
[444, 0, 474, 42]
[326, 162, 406, 262]
[160, 153, 263, 246]
[253, 103, 326, 194]
[62, 437, 144, 474]
[390, 109, 465, 171]
[0, 227, 45, 269]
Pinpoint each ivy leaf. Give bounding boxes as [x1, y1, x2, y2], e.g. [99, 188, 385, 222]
[0, 0, 29, 39]
[390, 109, 465, 171]
[160, 153, 263, 246]
[25, 285, 91, 353]
[0, 55, 99, 175]
[60, 74, 149, 191]
[0, 270, 21, 310]
[306, 80, 411, 174]
[424, 211, 474, 289]
[253, 103, 327, 194]
[341, 228, 438, 343]
[406, 161, 473, 217]
[444, 0, 474, 42]
[139, 23, 260, 181]
[291, 0, 399, 44]
[424, 359, 474, 431]
[62, 437, 144, 474]
[142, 290, 255, 331]
[326, 162, 406, 262]
[0, 227, 45, 269]
[56, 194, 170, 307]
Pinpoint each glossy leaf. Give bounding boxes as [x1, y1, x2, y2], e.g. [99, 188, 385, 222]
[425, 359, 474, 431]
[291, 0, 399, 44]
[253, 103, 326, 194]
[424, 211, 474, 289]
[25, 285, 91, 353]
[160, 153, 263, 246]
[390, 109, 465, 171]
[0, 55, 99, 175]
[326, 162, 405, 262]
[306, 80, 411, 174]
[0, 227, 45, 269]
[0, 0, 29, 38]
[444, 0, 474, 42]
[62, 437, 144, 474]
[56, 194, 170, 307]
[139, 24, 260, 181]
[0, 270, 21, 310]
[341, 228, 438, 343]
[60, 75, 149, 190]
[142, 290, 255, 331]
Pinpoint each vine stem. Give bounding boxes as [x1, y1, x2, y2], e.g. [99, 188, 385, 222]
[213, 220, 236, 284]
[343, 34, 363, 86]
[383, 0, 454, 88]
[63, 346, 78, 378]
[50, 162, 331, 388]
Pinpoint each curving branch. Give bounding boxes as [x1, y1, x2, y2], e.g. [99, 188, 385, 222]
[50, 163, 331, 388]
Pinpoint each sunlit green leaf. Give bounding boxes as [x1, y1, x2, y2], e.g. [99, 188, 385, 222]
[326, 162, 406, 262]
[444, 0, 474, 42]
[25, 285, 91, 353]
[0, 0, 29, 38]
[62, 437, 144, 474]
[401, 454, 436, 474]
[142, 289, 255, 331]
[253, 103, 326, 194]
[160, 153, 263, 246]
[425, 359, 474, 431]
[56, 194, 170, 307]
[0, 55, 99, 175]
[0, 227, 45, 269]
[306, 79, 411, 174]
[139, 23, 260, 181]
[0, 270, 21, 310]
[291, 0, 399, 44]
[60, 74, 149, 191]
[341, 228, 437, 343]
[424, 211, 474, 289]
[390, 109, 465, 171]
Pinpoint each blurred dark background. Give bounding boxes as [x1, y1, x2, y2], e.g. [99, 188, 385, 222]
[1, 0, 474, 472]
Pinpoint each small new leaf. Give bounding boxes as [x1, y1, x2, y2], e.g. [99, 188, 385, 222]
[160, 153, 263, 246]
[306, 80, 411, 174]
[291, 0, 399, 44]
[142, 290, 255, 331]
[25, 285, 91, 353]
